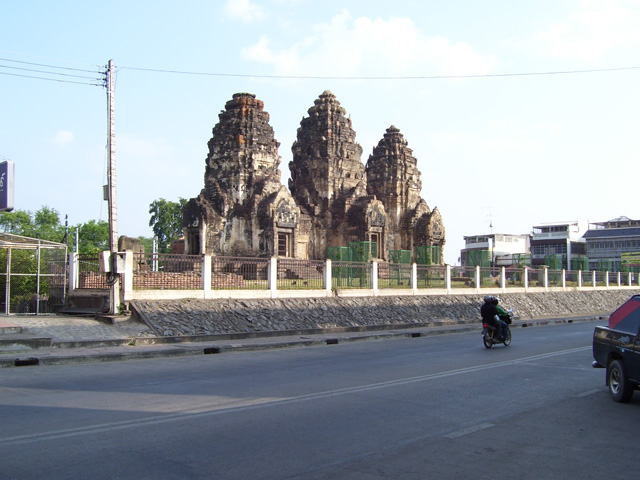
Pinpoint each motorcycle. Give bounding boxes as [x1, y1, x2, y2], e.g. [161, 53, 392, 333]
[482, 310, 513, 349]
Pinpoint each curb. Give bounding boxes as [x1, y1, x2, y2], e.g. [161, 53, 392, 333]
[0, 315, 605, 368]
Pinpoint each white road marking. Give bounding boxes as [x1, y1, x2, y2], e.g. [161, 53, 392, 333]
[445, 423, 495, 439]
[0, 346, 591, 446]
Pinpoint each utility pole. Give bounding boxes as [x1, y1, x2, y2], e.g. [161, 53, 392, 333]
[106, 59, 120, 314]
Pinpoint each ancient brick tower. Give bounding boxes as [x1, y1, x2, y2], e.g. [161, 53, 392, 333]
[289, 91, 386, 259]
[366, 126, 446, 261]
[183, 91, 445, 263]
[182, 93, 302, 256]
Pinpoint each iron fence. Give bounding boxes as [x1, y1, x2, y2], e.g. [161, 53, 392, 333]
[565, 270, 579, 287]
[451, 266, 477, 289]
[378, 262, 412, 288]
[548, 268, 564, 287]
[110, 252, 640, 294]
[133, 253, 202, 290]
[77, 254, 108, 289]
[415, 264, 446, 288]
[595, 271, 607, 286]
[277, 258, 324, 290]
[504, 268, 525, 288]
[211, 256, 269, 290]
[332, 261, 371, 288]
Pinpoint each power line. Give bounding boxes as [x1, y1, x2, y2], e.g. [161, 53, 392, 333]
[0, 71, 102, 86]
[0, 57, 100, 74]
[0, 49, 100, 68]
[0, 53, 105, 87]
[119, 64, 640, 80]
[0, 63, 103, 81]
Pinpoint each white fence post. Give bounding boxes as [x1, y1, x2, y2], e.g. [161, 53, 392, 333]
[445, 264, 452, 292]
[475, 265, 481, 292]
[268, 257, 278, 295]
[202, 255, 211, 292]
[122, 251, 133, 301]
[500, 266, 506, 292]
[372, 260, 379, 294]
[324, 259, 332, 294]
[411, 263, 418, 292]
[543, 266, 549, 291]
[68, 252, 79, 291]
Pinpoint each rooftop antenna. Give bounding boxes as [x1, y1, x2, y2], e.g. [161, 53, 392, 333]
[486, 207, 494, 234]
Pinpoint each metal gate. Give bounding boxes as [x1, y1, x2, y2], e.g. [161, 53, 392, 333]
[0, 234, 67, 314]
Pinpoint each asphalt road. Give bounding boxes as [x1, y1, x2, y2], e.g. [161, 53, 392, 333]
[0, 321, 638, 480]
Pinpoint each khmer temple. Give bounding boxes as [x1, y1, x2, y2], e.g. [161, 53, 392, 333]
[182, 91, 445, 263]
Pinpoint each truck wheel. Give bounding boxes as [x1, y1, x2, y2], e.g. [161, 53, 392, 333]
[608, 360, 634, 403]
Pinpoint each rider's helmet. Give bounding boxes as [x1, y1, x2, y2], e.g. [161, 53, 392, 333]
[483, 295, 494, 303]
[492, 296, 500, 305]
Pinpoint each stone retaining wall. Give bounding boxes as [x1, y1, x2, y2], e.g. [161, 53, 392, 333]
[130, 290, 640, 337]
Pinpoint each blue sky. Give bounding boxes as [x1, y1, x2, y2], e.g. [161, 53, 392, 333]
[2, 0, 639, 264]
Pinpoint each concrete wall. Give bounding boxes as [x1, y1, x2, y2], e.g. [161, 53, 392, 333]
[130, 289, 639, 337]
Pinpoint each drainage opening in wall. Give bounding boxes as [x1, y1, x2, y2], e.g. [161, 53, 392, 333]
[15, 357, 40, 367]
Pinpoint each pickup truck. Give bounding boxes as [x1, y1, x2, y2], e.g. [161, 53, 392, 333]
[593, 294, 640, 402]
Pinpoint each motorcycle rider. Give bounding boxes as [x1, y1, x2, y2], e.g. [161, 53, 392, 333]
[480, 295, 509, 340]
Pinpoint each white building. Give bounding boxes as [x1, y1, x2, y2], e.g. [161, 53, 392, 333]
[461, 233, 531, 267]
[530, 221, 587, 269]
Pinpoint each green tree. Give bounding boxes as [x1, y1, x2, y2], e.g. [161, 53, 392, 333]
[33, 206, 64, 241]
[138, 236, 154, 254]
[148, 198, 186, 253]
[75, 220, 109, 254]
[0, 206, 65, 242]
[0, 210, 32, 234]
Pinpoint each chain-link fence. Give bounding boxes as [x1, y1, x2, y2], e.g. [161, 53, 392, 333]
[0, 235, 67, 314]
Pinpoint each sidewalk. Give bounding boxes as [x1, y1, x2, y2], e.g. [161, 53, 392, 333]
[0, 314, 606, 368]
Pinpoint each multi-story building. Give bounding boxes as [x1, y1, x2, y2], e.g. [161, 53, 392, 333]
[583, 217, 640, 272]
[530, 221, 587, 269]
[461, 233, 531, 267]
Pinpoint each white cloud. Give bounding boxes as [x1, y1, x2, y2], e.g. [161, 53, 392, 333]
[241, 10, 498, 77]
[223, 0, 265, 22]
[523, 0, 640, 61]
[52, 130, 74, 147]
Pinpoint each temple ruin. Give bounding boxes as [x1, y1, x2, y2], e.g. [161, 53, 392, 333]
[183, 91, 445, 263]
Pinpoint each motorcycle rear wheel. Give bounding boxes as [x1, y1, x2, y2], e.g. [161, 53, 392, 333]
[483, 334, 493, 349]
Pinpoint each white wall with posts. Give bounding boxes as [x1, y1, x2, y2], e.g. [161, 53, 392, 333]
[67, 252, 640, 304]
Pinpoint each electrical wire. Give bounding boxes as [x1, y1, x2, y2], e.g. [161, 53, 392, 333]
[3, 50, 639, 86]
[118, 64, 640, 80]
[0, 56, 100, 74]
[0, 70, 102, 86]
[0, 63, 103, 80]
[0, 53, 105, 87]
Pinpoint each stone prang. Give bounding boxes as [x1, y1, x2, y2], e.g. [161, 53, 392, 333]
[183, 91, 445, 262]
[366, 126, 445, 261]
[183, 93, 300, 256]
[290, 90, 366, 215]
